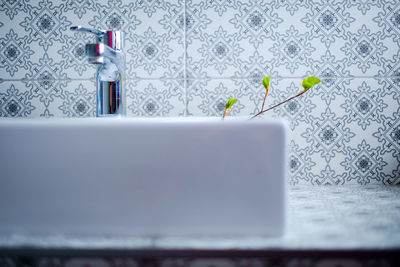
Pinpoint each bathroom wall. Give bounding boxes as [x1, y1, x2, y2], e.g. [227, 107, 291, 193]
[0, 0, 399, 185]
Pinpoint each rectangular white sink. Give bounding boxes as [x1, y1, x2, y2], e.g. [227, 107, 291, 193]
[0, 117, 288, 237]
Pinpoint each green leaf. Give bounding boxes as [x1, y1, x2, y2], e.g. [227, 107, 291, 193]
[223, 97, 238, 118]
[262, 75, 270, 91]
[302, 76, 321, 93]
[225, 97, 238, 110]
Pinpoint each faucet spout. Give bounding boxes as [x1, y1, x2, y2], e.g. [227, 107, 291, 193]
[70, 26, 106, 36]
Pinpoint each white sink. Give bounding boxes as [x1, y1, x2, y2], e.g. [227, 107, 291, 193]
[0, 117, 288, 237]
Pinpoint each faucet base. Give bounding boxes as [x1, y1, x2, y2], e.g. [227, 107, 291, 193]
[97, 80, 123, 117]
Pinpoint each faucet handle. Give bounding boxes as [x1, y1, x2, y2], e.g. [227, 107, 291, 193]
[70, 26, 123, 51]
[70, 26, 106, 36]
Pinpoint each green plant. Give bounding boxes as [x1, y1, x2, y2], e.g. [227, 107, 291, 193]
[223, 97, 238, 119]
[261, 75, 270, 112]
[251, 76, 320, 119]
[223, 76, 320, 119]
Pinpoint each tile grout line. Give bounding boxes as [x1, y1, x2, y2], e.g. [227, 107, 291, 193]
[183, 0, 188, 116]
[172, 76, 400, 80]
[1, 76, 399, 82]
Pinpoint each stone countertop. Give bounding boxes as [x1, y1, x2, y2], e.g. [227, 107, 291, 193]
[0, 185, 399, 251]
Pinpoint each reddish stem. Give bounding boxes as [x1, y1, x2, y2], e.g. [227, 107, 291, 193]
[251, 92, 303, 119]
[261, 90, 268, 112]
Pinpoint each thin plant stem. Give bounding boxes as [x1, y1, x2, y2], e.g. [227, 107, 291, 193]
[261, 90, 268, 112]
[251, 92, 303, 119]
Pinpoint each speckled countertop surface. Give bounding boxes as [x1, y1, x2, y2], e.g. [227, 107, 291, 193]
[1, 185, 399, 250]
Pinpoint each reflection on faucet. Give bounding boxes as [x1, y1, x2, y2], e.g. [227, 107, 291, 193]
[70, 26, 126, 117]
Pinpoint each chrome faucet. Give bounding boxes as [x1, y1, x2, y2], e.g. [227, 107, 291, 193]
[70, 26, 125, 117]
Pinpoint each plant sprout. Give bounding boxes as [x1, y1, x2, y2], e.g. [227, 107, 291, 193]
[222, 76, 320, 119]
[223, 97, 238, 119]
[250, 76, 321, 119]
[261, 75, 270, 112]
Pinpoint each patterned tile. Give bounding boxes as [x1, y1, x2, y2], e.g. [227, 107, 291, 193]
[0, 1, 44, 79]
[185, 0, 281, 78]
[187, 79, 251, 117]
[0, 81, 37, 117]
[58, 80, 96, 117]
[346, 0, 400, 76]
[0, 0, 185, 80]
[269, 25, 316, 77]
[56, 31, 97, 80]
[20, 0, 71, 52]
[126, 79, 185, 117]
[341, 24, 389, 76]
[341, 139, 387, 185]
[301, 0, 355, 49]
[21, 53, 71, 117]
[126, 0, 184, 79]
[255, 77, 399, 186]
[0, 80, 98, 118]
[0, 29, 34, 79]
[373, 0, 400, 47]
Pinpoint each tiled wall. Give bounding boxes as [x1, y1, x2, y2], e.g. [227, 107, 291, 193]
[0, 0, 399, 185]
